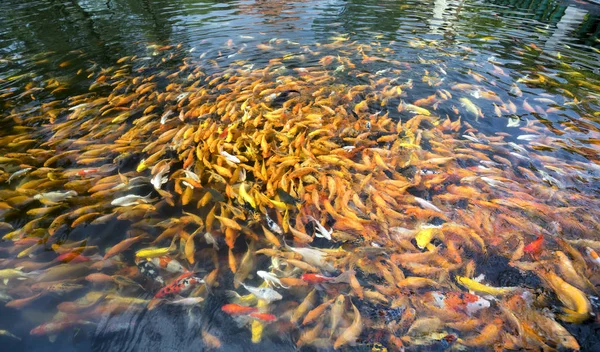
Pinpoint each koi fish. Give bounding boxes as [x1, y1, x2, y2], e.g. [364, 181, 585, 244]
[235, 281, 282, 303]
[300, 270, 353, 285]
[30, 319, 95, 336]
[456, 276, 518, 296]
[7, 168, 32, 184]
[459, 97, 483, 120]
[135, 259, 165, 285]
[34, 190, 77, 203]
[151, 164, 170, 191]
[166, 297, 205, 306]
[585, 247, 600, 267]
[307, 216, 332, 240]
[265, 213, 282, 234]
[257, 271, 288, 288]
[110, 193, 153, 207]
[103, 234, 145, 260]
[333, 301, 362, 349]
[56, 252, 91, 264]
[154, 272, 204, 299]
[425, 291, 490, 315]
[135, 242, 176, 259]
[149, 256, 188, 273]
[77, 168, 100, 176]
[0, 268, 30, 285]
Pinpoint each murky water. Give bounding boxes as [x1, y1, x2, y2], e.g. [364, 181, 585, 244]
[1, 0, 600, 351]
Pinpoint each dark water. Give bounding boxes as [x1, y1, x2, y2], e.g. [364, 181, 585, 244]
[1, 0, 600, 351]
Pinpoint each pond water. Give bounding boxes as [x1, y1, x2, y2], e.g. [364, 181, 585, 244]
[1, 0, 600, 351]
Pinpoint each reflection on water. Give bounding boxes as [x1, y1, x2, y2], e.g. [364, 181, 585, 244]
[1, 0, 600, 351]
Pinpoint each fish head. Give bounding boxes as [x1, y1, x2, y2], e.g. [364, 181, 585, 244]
[256, 271, 268, 279]
[557, 334, 580, 350]
[30, 324, 47, 335]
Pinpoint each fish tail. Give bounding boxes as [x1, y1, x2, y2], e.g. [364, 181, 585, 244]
[225, 290, 242, 302]
[331, 269, 355, 284]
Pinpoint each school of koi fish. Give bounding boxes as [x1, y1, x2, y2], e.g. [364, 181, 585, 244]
[0, 35, 600, 351]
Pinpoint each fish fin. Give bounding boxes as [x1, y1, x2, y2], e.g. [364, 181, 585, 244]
[15, 266, 24, 271]
[203, 281, 213, 295]
[186, 307, 198, 329]
[3, 279, 8, 285]
[234, 315, 250, 328]
[167, 236, 178, 253]
[48, 334, 57, 343]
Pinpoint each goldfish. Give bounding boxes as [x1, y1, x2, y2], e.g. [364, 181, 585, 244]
[56, 252, 91, 264]
[249, 313, 277, 322]
[221, 303, 258, 315]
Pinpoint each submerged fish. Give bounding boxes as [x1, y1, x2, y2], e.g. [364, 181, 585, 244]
[235, 281, 282, 303]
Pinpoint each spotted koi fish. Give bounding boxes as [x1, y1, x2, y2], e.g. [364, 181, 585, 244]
[154, 272, 203, 299]
[425, 291, 490, 315]
[150, 256, 188, 274]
